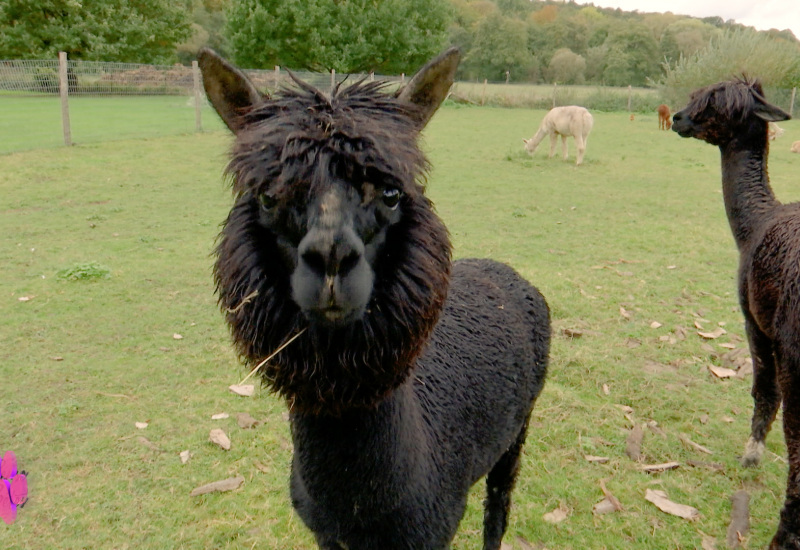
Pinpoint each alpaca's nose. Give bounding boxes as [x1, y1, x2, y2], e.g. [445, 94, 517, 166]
[298, 226, 364, 278]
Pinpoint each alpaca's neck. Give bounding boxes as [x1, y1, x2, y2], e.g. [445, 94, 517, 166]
[719, 142, 779, 249]
[291, 382, 430, 502]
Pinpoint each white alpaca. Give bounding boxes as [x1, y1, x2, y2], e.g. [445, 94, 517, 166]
[791, 140, 800, 153]
[768, 122, 785, 141]
[523, 106, 593, 165]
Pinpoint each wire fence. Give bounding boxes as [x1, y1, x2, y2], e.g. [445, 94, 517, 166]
[0, 55, 796, 155]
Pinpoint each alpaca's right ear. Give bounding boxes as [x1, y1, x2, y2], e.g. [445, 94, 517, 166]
[198, 48, 265, 133]
[753, 94, 791, 123]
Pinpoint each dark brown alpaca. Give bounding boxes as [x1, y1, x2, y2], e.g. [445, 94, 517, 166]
[198, 47, 550, 550]
[672, 78, 796, 549]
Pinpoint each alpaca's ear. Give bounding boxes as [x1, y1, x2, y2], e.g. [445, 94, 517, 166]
[198, 47, 265, 133]
[396, 47, 460, 129]
[753, 95, 791, 123]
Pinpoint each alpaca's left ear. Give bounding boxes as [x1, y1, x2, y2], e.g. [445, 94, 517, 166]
[753, 95, 791, 123]
[198, 47, 266, 133]
[396, 47, 460, 129]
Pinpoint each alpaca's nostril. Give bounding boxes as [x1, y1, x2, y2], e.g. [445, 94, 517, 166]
[338, 252, 360, 276]
[301, 250, 327, 277]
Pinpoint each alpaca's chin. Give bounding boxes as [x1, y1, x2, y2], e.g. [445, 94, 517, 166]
[304, 305, 365, 329]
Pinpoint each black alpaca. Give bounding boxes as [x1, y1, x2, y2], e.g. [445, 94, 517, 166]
[672, 78, 798, 549]
[198, 47, 550, 550]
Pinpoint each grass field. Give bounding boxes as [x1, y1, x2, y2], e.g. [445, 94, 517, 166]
[2, 104, 800, 549]
[0, 95, 226, 154]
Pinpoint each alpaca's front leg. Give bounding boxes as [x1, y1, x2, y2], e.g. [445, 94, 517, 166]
[574, 136, 586, 166]
[742, 314, 781, 467]
[547, 133, 557, 158]
[560, 135, 568, 160]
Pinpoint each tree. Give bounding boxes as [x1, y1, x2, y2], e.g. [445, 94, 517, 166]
[225, 0, 451, 74]
[0, 0, 192, 63]
[546, 48, 585, 84]
[660, 29, 800, 107]
[464, 11, 534, 81]
[659, 19, 720, 64]
[602, 22, 660, 86]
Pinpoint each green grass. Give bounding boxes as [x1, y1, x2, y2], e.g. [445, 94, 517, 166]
[2, 105, 800, 549]
[0, 95, 226, 154]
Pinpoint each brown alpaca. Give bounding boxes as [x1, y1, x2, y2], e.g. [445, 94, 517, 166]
[657, 104, 671, 130]
[673, 78, 796, 549]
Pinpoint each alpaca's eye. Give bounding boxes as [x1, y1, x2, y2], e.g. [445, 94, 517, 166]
[258, 192, 277, 210]
[382, 188, 402, 209]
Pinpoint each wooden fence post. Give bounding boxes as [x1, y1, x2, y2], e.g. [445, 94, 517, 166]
[58, 51, 72, 146]
[481, 79, 487, 106]
[790, 87, 797, 117]
[552, 82, 557, 108]
[627, 85, 632, 112]
[192, 60, 203, 132]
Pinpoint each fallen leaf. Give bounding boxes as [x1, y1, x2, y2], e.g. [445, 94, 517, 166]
[737, 358, 754, 378]
[173, 333, 183, 340]
[190, 475, 244, 497]
[599, 479, 623, 512]
[593, 498, 618, 515]
[650, 321, 663, 329]
[602, 383, 610, 395]
[698, 327, 727, 339]
[686, 460, 725, 472]
[253, 460, 270, 474]
[137, 436, 164, 452]
[624, 337, 641, 348]
[721, 416, 735, 423]
[135, 421, 148, 429]
[679, 433, 713, 455]
[543, 505, 569, 524]
[236, 412, 259, 429]
[647, 421, 667, 438]
[50, 356, 64, 361]
[179, 450, 191, 464]
[620, 306, 631, 319]
[719, 342, 736, 349]
[615, 404, 634, 414]
[560, 328, 583, 338]
[699, 414, 709, 425]
[211, 413, 229, 420]
[640, 461, 680, 473]
[209, 428, 231, 451]
[229, 384, 255, 397]
[645, 489, 700, 521]
[18, 296, 32, 302]
[584, 455, 610, 463]
[709, 365, 738, 379]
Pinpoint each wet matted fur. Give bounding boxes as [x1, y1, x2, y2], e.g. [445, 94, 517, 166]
[199, 47, 550, 550]
[673, 78, 798, 549]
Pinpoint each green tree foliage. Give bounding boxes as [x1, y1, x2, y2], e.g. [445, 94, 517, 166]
[463, 11, 534, 81]
[177, 0, 231, 64]
[225, 0, 451, 74]
[546, 48, 585, 84]
[602, 23, 660, 86]
[660, 29, 800, 107]
[0, 0, 192, 62]
[659, 19, 720, 64]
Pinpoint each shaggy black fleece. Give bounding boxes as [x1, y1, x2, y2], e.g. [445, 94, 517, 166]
[200, 47, 550, 550]
[673, 78, 799, 550]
